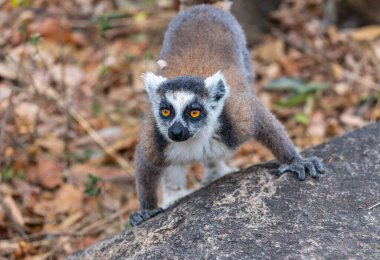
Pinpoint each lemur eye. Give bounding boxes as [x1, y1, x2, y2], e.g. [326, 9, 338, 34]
[161, 108, 171, 117]
[189, 109, 201, 118]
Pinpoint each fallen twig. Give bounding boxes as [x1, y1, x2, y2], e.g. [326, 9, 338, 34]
[342, 71, 380, 91]
[0, 196, 26, 237]
[368, 201, 380, 210]
[0, 33, 28, 162]
[77, 203, 131, 235]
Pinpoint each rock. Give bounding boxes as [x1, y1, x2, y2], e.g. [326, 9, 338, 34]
[69, 123, 380, 259]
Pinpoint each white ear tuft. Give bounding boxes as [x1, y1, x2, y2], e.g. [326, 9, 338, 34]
[157, 60, 168, 70]
[141, 72, 167, 98]
[204, 71, 229, 103]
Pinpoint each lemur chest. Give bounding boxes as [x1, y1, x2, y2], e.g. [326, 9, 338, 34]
[164, 136, 234, 164]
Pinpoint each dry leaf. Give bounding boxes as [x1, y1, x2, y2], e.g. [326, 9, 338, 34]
[14, 102, 39, 134]
[73, 126, 123, 147]
[132, 60, 159, 91]
[26, 156, 64, 189]
[58, 210, 84, 230]
[254, 39, 285, 63]
[308, 111, 326, 137]
[53, 184, 83, 214]
[35, 136, 65, 156]
[327, 25, 340, 43]
[0, 83, 12, 100]
[34, 184, 83, 217]
[349, 25, 380, 41]
[280, 58, 300, 75]
[27, 18, 87, 46]
[2, 196, 25, 227]
[0, 62, 17, 80]
[334, 83, 349, 95]
[340, 113, 366, 127]
[331, 63, 343, 80]
[50, 64, 84, 89]
[0, 240, 21, 255]
[0, 205, 5, 227]
[70, 164, 130, 182]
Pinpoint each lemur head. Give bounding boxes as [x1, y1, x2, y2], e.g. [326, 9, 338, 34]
[143, 71, 229, 142]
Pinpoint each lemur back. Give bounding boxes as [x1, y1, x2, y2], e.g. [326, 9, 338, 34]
[160, 5, 257, 148]
[129, 4, 325, 227]
[160, 5, 253, 85]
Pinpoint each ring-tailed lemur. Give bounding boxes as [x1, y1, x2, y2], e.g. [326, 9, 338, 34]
[129, 4, 325, 226]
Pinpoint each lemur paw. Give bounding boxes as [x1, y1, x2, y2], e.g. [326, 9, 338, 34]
[129, 208, 164, 227]
[276, 156, 325, 181]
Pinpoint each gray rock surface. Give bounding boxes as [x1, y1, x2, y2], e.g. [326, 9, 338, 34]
[69, 123, 380, 259]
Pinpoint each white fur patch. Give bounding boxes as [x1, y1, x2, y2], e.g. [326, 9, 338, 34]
[163, 76, 232, 164]
[142, 72, 167, 98]
[204, 71, 229, 115]
[204, 71, 224, 90]
[152, 91, 196, 138]
[162, 165, 193, 209]
[202, 161, 238, 185]
[162, 188, 194, 209]
[165, 125, 234, 164]
[157, 59, 168, 70]
[166, 91, 194, 124]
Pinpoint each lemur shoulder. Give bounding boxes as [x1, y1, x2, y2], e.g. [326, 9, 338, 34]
[129, 4, 325, 226]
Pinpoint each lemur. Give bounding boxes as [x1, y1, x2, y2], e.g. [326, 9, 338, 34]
[129, 4, 325, 226]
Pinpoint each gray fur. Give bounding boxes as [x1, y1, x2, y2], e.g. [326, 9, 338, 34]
[131, 5, 324, 226]
[160, 5, 254, 83]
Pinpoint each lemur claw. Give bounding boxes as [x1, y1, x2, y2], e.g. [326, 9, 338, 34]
[129, 208, 164, 227]
[276, 156, 325, 181]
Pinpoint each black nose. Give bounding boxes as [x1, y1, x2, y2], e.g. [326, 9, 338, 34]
[171, 126, 182, 138]
[168, 122, 190, 142]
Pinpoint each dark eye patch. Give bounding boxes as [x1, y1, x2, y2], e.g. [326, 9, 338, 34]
[160, 101, 175, 120]
[183, 101, 206, 122]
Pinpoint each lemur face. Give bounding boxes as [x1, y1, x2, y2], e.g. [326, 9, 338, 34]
[143, 71, 229, 142]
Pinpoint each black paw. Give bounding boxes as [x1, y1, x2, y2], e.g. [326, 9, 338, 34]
[129, 208, 164, 227]
[277, 156, 325, 181]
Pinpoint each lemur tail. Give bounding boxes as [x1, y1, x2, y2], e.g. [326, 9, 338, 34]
[179, 0, 232, 11]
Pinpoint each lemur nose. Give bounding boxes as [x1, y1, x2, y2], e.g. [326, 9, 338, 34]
[168, 122, 189, 142]
[171, 127, 182, 137]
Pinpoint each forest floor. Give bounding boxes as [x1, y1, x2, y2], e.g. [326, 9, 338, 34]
[0, 0, 379, 258]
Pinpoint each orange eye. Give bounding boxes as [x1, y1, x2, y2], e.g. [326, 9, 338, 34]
[190, 110, 201, 118]
[161, 108, 171, 117]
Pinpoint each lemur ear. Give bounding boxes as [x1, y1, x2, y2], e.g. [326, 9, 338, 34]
[142, 72, 167, 98]
[157, 60, 168, 70]
[204, 71, 229, 103]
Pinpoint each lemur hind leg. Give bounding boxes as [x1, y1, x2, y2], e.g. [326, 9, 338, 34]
[162, 165, 194, 209]
[202, 160, 238, 186]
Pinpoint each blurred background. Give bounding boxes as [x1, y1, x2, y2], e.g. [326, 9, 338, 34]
[0, 0, 379, 258]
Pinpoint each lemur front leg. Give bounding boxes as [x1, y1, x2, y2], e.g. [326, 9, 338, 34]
[202, 160, 238, 186]
[253, 100, 325, 180]
[129, 152, 164, 226]
[162, 165, 194, 209]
